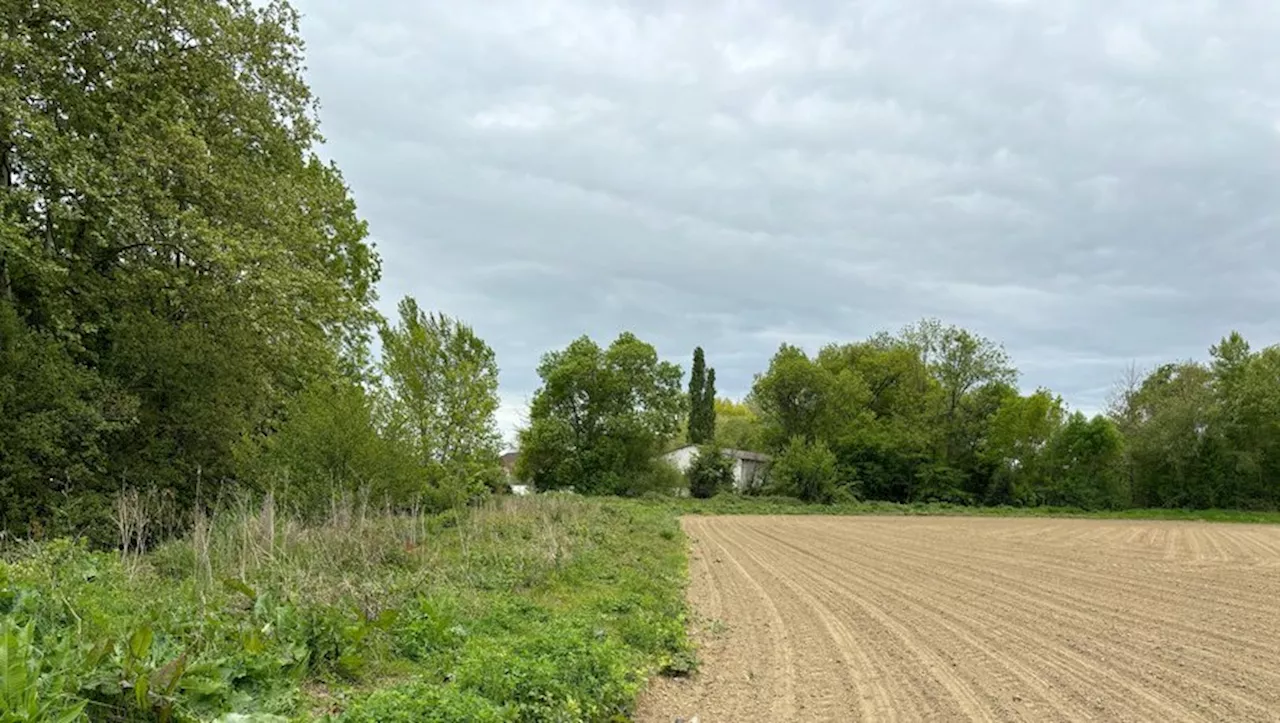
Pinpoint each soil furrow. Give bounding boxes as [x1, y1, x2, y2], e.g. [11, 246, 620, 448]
[638, 516, 1280, 723]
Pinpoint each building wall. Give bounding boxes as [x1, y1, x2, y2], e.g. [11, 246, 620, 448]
[661, 445, 699, 472]
[738, 458, 766, 491]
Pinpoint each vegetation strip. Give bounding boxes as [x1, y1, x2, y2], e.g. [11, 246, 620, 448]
[0, 497, 692, 721]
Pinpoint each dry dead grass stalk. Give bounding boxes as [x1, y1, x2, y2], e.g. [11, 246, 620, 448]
[115, 488, 150, 573]
[191, 505, 213, 588]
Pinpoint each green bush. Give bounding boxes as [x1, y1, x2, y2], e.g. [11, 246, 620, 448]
[686, 446, 734, 499]
[236, 379, 424, 518]
[769, 437, 840, 503]
[619, 461, 686, 497]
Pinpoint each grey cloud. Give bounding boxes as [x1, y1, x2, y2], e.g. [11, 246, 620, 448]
[296, 0, 1280, 439]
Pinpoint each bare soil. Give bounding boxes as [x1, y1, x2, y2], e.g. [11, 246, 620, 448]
[638, 515, 1280, 722]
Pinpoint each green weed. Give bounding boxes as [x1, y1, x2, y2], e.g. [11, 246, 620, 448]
[0, 496, 692, 721]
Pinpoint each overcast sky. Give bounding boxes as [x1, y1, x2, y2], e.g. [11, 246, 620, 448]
[295, 0, 1280, 442]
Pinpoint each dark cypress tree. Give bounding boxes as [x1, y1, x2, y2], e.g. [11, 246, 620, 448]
[703, 367, 718, 444]
[688, 347, 707, 443]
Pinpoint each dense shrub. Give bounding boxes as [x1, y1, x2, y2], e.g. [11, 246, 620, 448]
[687, 446, 735, 499]
[236, 379, 423, 517]
[769, 437, 840, 503]
[620, 461, 687, 497]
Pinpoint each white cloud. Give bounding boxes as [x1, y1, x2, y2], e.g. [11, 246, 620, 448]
[1104, 24, 1161, 69]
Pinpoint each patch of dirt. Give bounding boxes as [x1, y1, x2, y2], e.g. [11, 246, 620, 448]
[637, 516, 1280, 722]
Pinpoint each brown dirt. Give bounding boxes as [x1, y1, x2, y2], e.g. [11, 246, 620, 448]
[637, 515, 1280, 722]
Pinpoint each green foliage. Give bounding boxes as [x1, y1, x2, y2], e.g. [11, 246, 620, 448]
[380, 298, 503, 506]
[517, 333, 684, 495]
[629, 494, 1280, 524]
[1041, 413, 1127, 509]
[686, 347, 709, 444]
[0, 303, 132, 542]
[0, 620, 85, 723]
[911, 462, 969, 504]
[699, 368, 718, 444]
[342, 683, 507, 723]
[754, 344, 870, 447]
[0, 497, 692, 721]
[451, 619, 638, 722]
[0, 0, 381, 536]
[742, 323, 1280, 513]
[1108, 337, 1280, 511]
[982, 389, 1065, 505]
[619, 462, 687, 498]
[769, 438, 840, 503]
[236, 378, 422, 517]
[712, 398, 766, 452]
[686, 447, 734, 499]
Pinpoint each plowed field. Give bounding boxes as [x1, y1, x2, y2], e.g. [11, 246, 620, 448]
[638, 516, 1280, 722]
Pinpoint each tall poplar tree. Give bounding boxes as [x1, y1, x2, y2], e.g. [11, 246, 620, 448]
[703, 368, 718, 444]
[688, 347, 708, 443]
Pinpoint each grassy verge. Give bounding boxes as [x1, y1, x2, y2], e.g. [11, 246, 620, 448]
[0, 495, 692, 721]
[628, 494, 1280, 524]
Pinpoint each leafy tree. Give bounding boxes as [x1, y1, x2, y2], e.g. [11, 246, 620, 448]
[1104, 337, 1280, 511]
[0, 302, 134, 541]
[0, 0, 381, 533]
[380, 298, 502, 506]
[949, 380, 1020, 500]
[981, 389, 1065, 505]
[912, 462, 969, 504]
[814, 337, 936, 502]
[1042, 413, 1127, 509]
[714, 397, 766, 452]
[1116, 362, 1220, 508]
[1228, 347, 1280, 507]
[753, 344, 872, 448]
[1207, 334, 1280, 508]
[687, 446, 734, 499]
[517, 333, 683, 495]
[903, 320, 1016, 461]
[768, 437, 840, 503]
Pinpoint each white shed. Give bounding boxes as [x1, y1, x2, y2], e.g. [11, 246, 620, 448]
[660, 445, 770, 491]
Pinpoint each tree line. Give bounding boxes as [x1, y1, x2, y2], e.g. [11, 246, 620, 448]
[517, 323, 1280, 512]
[742, 323, 1280, 510]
